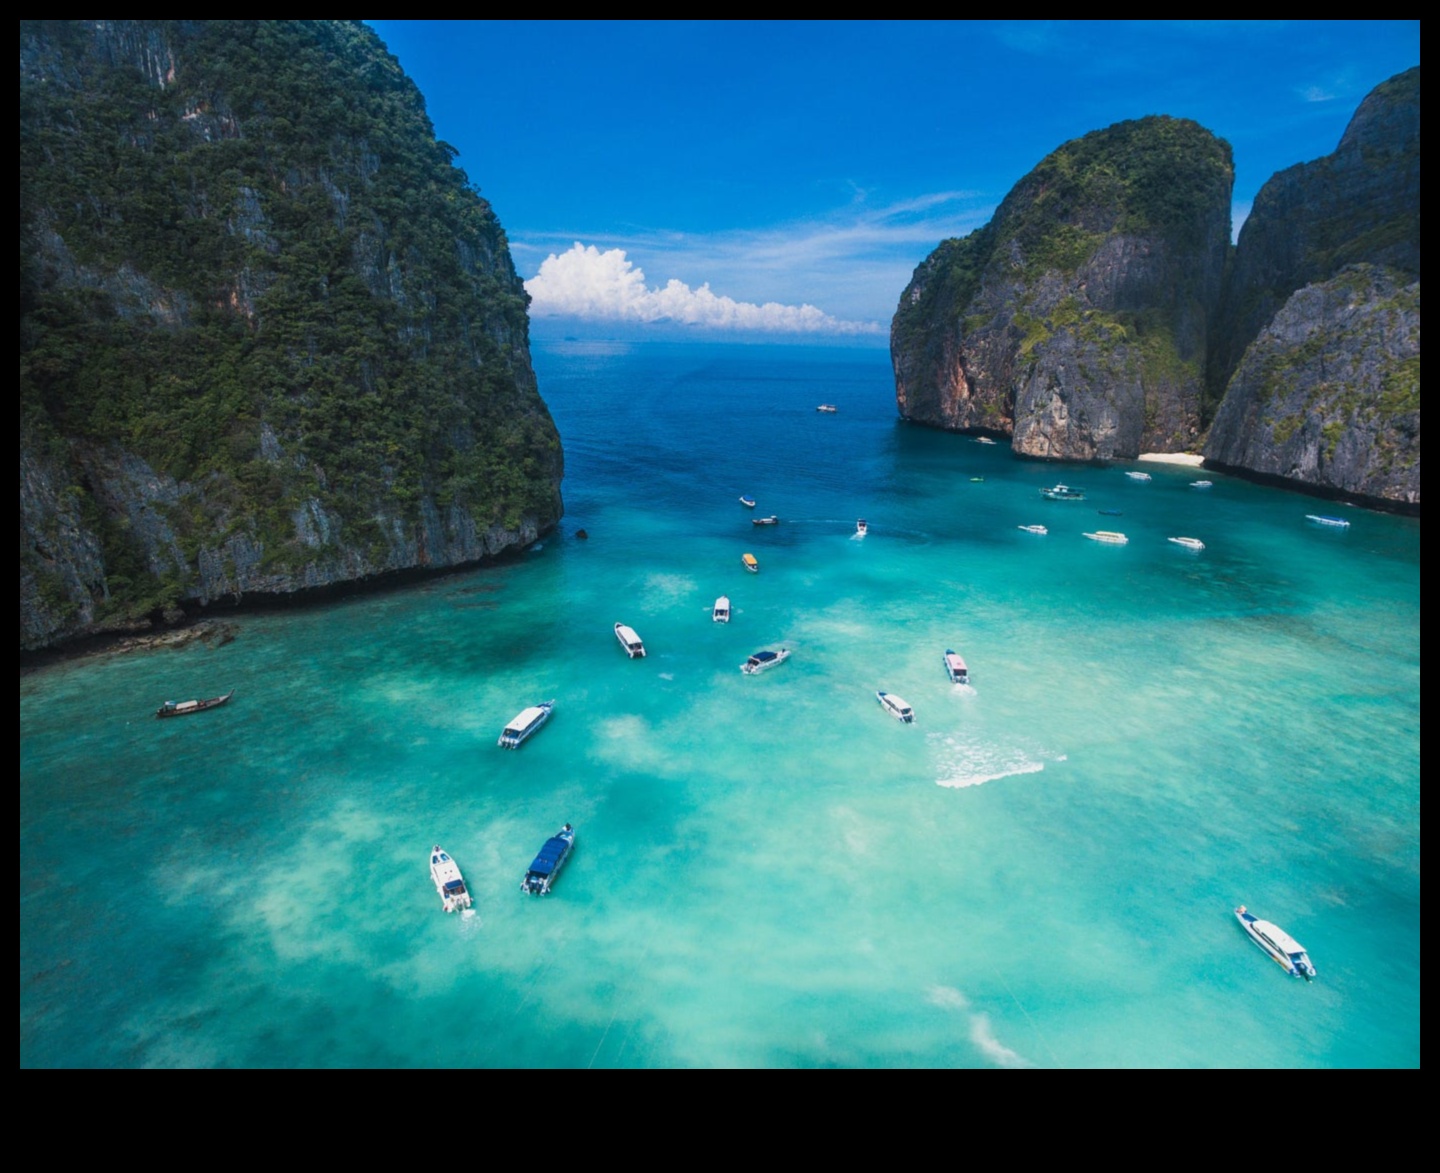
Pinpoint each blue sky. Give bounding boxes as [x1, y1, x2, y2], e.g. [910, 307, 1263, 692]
[366, 20, 1419, 343]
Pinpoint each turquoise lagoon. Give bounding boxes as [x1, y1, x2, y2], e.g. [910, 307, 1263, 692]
[19, 341, 1421, 1067]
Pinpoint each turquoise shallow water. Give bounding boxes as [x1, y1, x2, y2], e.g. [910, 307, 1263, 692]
[20, 340, 1420, 1067]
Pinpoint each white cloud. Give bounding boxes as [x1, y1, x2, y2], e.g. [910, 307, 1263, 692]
[525, 243, 884, 335]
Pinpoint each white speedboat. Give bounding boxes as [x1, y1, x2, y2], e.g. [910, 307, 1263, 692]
[430, 845, 472, 913]
[1125, 470, 1152, 482]
[741, 648, 791, 674]
[614, 622, 646, 657]
[975, 436, 997, 445]
[1235, 906, 1316, 980]
[1306, 514, 1351, 528]
[1190, 480, 1213, 489]
[1168, 536, 1205, 551]
[816, 404, 838, 413]
[712, 596, 731, 623]
[943, 649, 969, 685]
[1083, 530, 1129, 544]
[498, 699, 555, 748]
[876, 691, 914, 723]
[1017, 524, 1048, 535]
[855, 518, 868, 536]
[1040, 484, 1085, 501]
[752, 515, 779, 526]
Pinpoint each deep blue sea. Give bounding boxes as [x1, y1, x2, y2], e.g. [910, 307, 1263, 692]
[19, 340, 1421, 1067]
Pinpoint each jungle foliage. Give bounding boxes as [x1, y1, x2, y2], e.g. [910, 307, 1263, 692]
[20, 20, 561, 623]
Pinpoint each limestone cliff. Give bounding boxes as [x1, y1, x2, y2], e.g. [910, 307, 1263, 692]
[1209, 68, 1420, 396]
[1204, 266, 1418, 506]
[1202, 68, 1420, 506]
[20, 20, 563, 652]
[891, 116, 1233, 460]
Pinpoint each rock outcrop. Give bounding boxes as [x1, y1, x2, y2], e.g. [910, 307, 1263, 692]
[1201, 68, 1420, 509]
[891, 116, 1233, 460]
[893, 69, 1421, 512]
[1205, 266, 1419, 506]
[20, 21, 564, 652]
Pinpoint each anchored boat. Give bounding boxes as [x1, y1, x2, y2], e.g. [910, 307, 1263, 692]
[522, 824, 575, 895]
[1235, 906, 1316, 980]
[741, 648, 791, 675]
[155, 690, 234, 718]
[430, 845, 472, 913]
[614, 622, 646, 658]
[498, 700, 555, 748]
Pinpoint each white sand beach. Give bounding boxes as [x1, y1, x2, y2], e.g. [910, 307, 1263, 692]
[1137, 452, 1205, 466]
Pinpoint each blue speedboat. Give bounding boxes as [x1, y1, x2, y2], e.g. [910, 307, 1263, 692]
[522, 824, 575, 895]
[739, 495, 756, 508]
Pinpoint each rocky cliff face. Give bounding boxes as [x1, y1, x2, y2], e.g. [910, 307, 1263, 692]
[1209, 68, 1420, 395]
[1205, 266, 1418, 505]
[892, 116, 1233, 460]
[20, 21, 563, 652]
[893, 70, 1421, 513]
[1201, 68, 1420, 507]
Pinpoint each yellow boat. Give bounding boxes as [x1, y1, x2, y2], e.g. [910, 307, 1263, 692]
[742, 553, 759, 572]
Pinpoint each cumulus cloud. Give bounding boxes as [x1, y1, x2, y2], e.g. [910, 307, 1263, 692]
[525, 243, 883, 335]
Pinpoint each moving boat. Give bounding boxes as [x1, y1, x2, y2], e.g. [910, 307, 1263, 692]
[1125, 470, 1152, 482]
[816, 404, 838, 413]
[430, 845, 472, 913]
[943, 650, 969, 685]
[712, 596, 731, 623]
[155, 689, 234, 718]
[614, 622, 646, 658]
[741, 647, 791, 674]
[1306, 514, 1351, 528]
[876, 691, 914, 723]
[1190, 480, 1213, 489]
[742, 552, 759, 573]
[522, 824, 575, 895]
[1235, 906, 1316, 980]
[1083, 530, 1129, 544]
[975, 436, 997, 445]
[752, 515, 779, 526]
[1017, 524, 1048, 535]
[1168, 536, 1206, 551]
[1040, 484, 1085, 501]
[498, 700, 555, 748]
[855, 519, 868, 536]
[739, 495, 756, 508]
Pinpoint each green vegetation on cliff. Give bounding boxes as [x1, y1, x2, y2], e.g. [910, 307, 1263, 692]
[893, 116, 1231, 356]
[20, 20, 562, 641]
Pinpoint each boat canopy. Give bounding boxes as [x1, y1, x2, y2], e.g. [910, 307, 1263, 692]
[750, 651, 778, 664]
[528, 837, 570, 876]
[1253, 920, 1306, 953]
[508, 706, 547, 730]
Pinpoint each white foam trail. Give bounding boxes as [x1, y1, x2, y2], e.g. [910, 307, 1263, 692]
[931, 731, 1059, 789]
[659, 672, 675, 681]
[969, 1012, 1032, 1069]
[927, 985, 1033, 1068]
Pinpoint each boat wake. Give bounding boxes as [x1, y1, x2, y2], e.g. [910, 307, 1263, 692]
[930, 732, 1062, 789]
